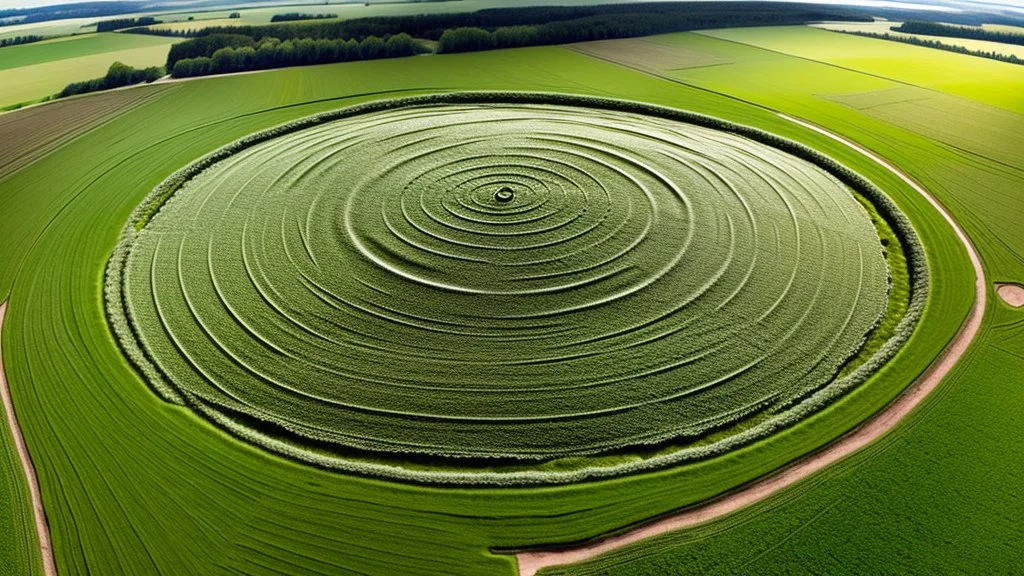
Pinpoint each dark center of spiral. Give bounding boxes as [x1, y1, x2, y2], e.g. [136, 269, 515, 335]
[495, 187, 515, 203]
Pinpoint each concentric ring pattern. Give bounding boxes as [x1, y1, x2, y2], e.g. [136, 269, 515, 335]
[120, 98, 889, 468]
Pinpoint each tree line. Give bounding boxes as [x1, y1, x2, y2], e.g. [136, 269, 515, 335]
[270, 13, 337, 23]
[157, 2, 869, 74]
[170, 33, 425, 78]
[137, 1, 869, 43]
[893, 20, 1024, 46]
[434, 7, 850, 54]
[0, 1, 150, 27]
[96, 16, 160, 32]
[0, 34, 44, 48]
[58, 61, 162, 98]
[841, 30, 1022, 66]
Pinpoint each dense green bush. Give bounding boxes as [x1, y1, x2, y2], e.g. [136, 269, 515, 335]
[58, 61, 162, 98]
[165, 33, 255, 70]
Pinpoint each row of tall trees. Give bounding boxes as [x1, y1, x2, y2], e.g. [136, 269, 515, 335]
[434, 7, 842, 54]
[58, 61, 162, 98]
[894, 20, 1024, 46]
[843, 31, 1022, 66]
[270, 13, 337, 23]
[96, 16, 160, 32]
[171, 33, 423, 78]
[0, 34, 44, 48]
[139, 2, 869, 44]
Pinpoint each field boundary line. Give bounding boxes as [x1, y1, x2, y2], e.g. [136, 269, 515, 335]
[513, 114, 986, 576]
[0, 301, 58, 576]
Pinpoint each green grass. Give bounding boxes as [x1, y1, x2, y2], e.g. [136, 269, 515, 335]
[0, 43, 973, 575]
[0, 33, 179, 72]
[0, 388, 41, 576]
[542, 300, 1024, 575]
[0, 35, 179, 108]
[535, 28, 1024, 574]
[811, 21, 1024, 60]
[699, 26, 1024, 114]
[110, 94, 893, 481]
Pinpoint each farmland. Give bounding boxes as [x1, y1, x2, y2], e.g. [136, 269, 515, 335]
[0, 14, 1019, 576]
[813, 20, 1024, 59]
[0, 32, 179, 108]
[111, 93, 904, 482]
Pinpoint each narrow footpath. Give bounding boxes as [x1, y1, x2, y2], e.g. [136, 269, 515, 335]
[0, 301, 58, 576]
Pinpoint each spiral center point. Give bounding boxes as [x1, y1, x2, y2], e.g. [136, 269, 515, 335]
[495, 187, 515, 203]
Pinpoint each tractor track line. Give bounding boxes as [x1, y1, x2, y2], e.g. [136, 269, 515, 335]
[514, 113, 986, 576]
[0, 301, 58, 576]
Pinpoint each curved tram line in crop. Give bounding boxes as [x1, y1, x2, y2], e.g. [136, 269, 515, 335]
[106, 93, 926, 485]
[510, 113, 984, 576]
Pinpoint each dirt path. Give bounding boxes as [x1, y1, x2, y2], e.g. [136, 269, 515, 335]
[515, 114, 987, 576]
[0, 301, 58, 576]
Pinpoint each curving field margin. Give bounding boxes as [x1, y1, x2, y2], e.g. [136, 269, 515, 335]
[512, 113, 986, 576]
[105, 92, 927, 486]
[0, 301, 58, 576]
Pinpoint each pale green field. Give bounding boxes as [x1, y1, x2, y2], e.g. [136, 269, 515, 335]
[0, 18, 96, 41]
[701, 25, 1024, 113]
[982, 23, 1024, 34]
[812, 20, 1024, 59]
[0, 40, 177, 108]
[0, 33, 177, 71]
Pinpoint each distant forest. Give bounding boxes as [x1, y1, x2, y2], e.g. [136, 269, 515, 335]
[148, 2, 871, 78]
[96, 17, 161, 32]
[270, 13, 338, 23]
[0, 35, 44, 48]
[893, 20, 1024, 46]
[0, 1, 152, 26]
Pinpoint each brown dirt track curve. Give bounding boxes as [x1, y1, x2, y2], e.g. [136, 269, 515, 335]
[514, 113, 987, 576]
[0, 301, 57, 575]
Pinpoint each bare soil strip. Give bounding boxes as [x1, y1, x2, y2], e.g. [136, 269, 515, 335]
[515, 113, 987, 576]
[0, 301, 58, 576]
[996, 283, 1024, 307]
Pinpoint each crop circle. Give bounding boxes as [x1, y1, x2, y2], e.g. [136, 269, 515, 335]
[108, 93, 923, 484]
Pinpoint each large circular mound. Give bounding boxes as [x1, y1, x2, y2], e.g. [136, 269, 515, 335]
[110, 94, 903, 483]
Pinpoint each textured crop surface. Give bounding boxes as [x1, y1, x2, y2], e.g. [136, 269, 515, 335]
[0, 36, 998, 576]
[112, 95, 892, 481]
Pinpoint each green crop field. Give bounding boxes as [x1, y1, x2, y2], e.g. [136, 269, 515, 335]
[812, 20, 1024, 59]
[0, 33, 177, 71]
[0, 33, 180, 108]
[0, 12, 1019, 576]
[110, 93, 905, 482]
